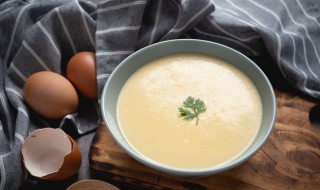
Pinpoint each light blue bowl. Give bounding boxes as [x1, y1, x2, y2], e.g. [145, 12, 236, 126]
[101, 39, 276, 177]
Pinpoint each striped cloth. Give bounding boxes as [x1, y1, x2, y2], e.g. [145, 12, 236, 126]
[0, 0, 319, 189]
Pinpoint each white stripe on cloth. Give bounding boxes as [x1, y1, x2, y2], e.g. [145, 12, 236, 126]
[296, 0, 320, 28]
[170, 1, 212, 33]
[37, 21, 61, 56]
[96, 0, 146, 14]
[15, 133, 24, 144]
[18, 107, 28, 119]
[55, 7, 77, 54]
[280, 0, 320, 68]
[214, 5, 241, 17]
[207, 17, 260, 42]
[4, 3, 34, 67]
[299, 34, 317, 79]
[0, 6, 13, 18]
[224, 0, 284, 77]
[160, 0, 182, 40]
[250, 0, 319, 79]
[245, 0, 317, 96]
[5, 88, 23, 99]
[22, 40, 51, 71]
[300, 67, 315, 96]
[96, 51, 133, 56]
[0, 155, 5, 190]
[221, 1, 320, 95]
[10, 63, 27, 81]
[97, 73, 110, 79]
[193, 27, 259, 56]
[60, 114, 83, 134]
[286, 28, 315, 96]
[75, 0, 95, 49]
[148, 0, 162, 44]
[89, 11, 96, 17]
[295, 1, 320, 95]
[217, 10, 258, 32]
[0, 94, 13, 149]
[96, 26, 141, 35]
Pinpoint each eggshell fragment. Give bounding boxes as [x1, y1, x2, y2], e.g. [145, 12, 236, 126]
[23, 71, 79, 119]
[67, 51, 98, 99]
[21, 128, 82, 180]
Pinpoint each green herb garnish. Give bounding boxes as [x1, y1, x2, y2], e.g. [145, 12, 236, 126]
[178, 96, 206, 126]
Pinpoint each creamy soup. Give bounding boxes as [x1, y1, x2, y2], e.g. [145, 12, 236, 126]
[117, 53, 262, 169]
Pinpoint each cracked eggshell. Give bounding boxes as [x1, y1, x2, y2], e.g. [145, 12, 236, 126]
[21, 128, 82, 181]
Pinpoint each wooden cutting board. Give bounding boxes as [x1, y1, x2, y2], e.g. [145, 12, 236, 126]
[89, 88, 320, 190]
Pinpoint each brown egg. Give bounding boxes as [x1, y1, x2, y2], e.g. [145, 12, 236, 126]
[67, 51, 98, 99]
[23, 71, 79, 119]
[67, 179, 120, 190]
[21, 128, 82, 181]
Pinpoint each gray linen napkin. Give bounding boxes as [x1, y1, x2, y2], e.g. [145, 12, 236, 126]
[0, 0, 319, 189]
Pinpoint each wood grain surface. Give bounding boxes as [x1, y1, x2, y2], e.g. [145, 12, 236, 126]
[89, 88, 320, 190]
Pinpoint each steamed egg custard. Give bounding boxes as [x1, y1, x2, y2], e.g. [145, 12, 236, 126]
[117, 53, 262, 169]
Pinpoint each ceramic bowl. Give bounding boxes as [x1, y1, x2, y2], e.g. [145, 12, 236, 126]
[101, 39, 276, 177]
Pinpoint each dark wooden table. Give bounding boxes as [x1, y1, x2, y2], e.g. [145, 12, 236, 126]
[88, 55, 320, 190]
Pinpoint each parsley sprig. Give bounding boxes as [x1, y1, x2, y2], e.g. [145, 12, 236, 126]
[178, 96, 206, 126]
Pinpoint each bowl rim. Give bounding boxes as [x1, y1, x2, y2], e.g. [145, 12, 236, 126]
[101, 39, 277, 176]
